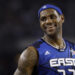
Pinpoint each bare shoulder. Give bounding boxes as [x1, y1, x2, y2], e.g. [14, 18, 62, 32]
[19, 46, 38, 66]
[14, 46, 38, 75]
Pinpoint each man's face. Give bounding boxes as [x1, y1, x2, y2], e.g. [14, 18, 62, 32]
[40, 9, 64, 36]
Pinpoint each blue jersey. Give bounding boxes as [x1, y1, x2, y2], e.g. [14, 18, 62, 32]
[33, 39, 75, 75]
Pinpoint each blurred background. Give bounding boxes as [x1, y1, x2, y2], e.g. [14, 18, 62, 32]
[0, 0, 75, 75]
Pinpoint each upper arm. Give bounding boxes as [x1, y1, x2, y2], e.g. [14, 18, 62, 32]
[14, 46, 38, 75]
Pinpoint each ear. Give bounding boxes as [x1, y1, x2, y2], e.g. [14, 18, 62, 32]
[60, 14, 64, 23]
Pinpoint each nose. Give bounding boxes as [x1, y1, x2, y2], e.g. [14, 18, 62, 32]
[46, 17, 53, 25]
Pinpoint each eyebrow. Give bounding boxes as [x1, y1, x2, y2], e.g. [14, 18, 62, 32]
[40, 13, 57, 18]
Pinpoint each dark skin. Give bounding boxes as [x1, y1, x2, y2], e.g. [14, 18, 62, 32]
[14, 46, 38, 75]
[14, 9, 64, 75]
[40, 9, 64, 49]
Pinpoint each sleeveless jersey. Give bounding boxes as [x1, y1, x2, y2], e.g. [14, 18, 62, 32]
[33, 39, 75, 75]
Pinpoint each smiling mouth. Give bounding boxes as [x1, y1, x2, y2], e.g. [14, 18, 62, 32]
[46, 23, 57, 27]
[47, 26, 55, 31]
[44, 24, 57, 30]
[48, 28, 54, 31]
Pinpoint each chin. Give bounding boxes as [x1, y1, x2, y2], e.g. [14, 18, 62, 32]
[48, 33, 55, 36]
[46, 31, 56, 36]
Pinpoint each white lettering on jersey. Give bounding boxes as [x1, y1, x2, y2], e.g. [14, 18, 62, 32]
[50, 58, 75, 67]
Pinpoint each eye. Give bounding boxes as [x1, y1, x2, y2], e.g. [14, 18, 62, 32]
[40, 16, 47, 21]
[50, 14, 57, 19]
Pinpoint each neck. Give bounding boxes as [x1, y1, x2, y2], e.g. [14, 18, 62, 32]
[42, 33, 65, 49]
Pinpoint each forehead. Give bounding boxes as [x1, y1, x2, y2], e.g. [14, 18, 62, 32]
[40, 9, 59, 17]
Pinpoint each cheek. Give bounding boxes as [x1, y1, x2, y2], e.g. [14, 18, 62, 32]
[40, 22, 46, 30]
[57, 21, 62, 27]
[54, 20, 61, 27]
[56, 16, 61, 22]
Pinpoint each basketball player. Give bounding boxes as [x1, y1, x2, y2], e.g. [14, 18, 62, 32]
[14, 4, 75, 75]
